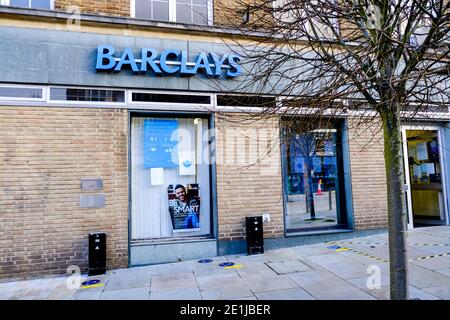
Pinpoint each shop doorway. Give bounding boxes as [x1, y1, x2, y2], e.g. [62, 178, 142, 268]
[402, 126, 448, 229]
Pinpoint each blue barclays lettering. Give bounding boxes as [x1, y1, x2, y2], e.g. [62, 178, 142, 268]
[95, 45, 242, 78]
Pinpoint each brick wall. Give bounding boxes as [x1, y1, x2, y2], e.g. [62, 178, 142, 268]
[0, 106, 128, 280]
[55, 0, 130, 17]
[214, 0, 274, 27]
[215, 114, 284, 241]
[347, 117, 388, 230]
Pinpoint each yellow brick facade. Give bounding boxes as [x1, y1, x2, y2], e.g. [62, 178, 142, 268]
[0, 107, 128, 280]
[55, 0, 130, 17]
[215, 114, 285, 241]
[347, 118, 389, 230]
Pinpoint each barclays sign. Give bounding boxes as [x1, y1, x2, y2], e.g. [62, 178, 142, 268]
[95, 45, 242, 78]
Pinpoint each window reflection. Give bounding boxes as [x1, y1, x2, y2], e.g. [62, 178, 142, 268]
[283, 120, 344, 231]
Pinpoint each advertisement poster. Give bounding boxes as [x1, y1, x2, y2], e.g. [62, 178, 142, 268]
[143, 119, 179, 168]
[416, 142, 428, 161]
[168, 184, 200, 233]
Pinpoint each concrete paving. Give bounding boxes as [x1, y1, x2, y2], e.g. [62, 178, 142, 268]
[3, 226, 450, 300]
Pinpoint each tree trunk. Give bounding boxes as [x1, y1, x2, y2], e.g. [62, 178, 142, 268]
[380, 109, 409, 300]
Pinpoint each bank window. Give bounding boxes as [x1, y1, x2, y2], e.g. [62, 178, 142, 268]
[282, 119, 347, 232]
[131, 116, 212, 241]
[1, 0, 53, 10]
[132, 92, 211, 104]
[133, 0, 211, 25]
[49, 88, 125, 103]
[0, 86, 43, 100]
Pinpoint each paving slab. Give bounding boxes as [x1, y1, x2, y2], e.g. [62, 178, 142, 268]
[235, 262, 278, 277]
[321, 262, 372, 280]
[266, 259, 312, 275]
[104, 269, 151, 291]
[410, 257, 450, 270]
[147, 261, 194, 276]
[224, 253, 269, 264]
[435, 267, 450, 277]
[346, 273, 391, 289]
[255, 287, 315, 300]
[422, 284, 450, 299]
[307, 253, 355, 267]
[241, 274, 298, 293]
[408, 265, 450, 289]
[364, 285, 441, 300]
[45, 289, 77, 300]
[307, 284, 376, 300]
[100, 287, 150, 300]
[196, 272, 247, 291]
[293, 244, 333, 257]
[150, 287, 202, 300]
[151, 272, 197, 291]
[200, 286, 254, 300]
[287, 270, 349, 290]
[264, 248, 300, 262]
[72, 288, 103, 300]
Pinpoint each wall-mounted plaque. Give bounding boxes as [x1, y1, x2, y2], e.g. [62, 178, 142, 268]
[81, 179, 104, 190]
[79, 194, 106, 208]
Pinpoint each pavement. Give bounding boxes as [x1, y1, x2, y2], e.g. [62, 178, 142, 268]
[3, 226, 450, 300]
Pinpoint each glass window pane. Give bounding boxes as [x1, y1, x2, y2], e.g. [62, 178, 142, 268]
[153, 1, 169, 21]
[10, 0, 29, 8]
[135, 0, 151, 19]
[176, 3, 192, 23]
[176, 0, 190, 3]
[192, 5, 208, 25]
[283, 122, 343, 232]
[131, 117, 211, 240]
[0, 87, 42, 99]
[132, 92, 211, 104]
[193, 0, 207, 5]
[30, 0, 51, 9]
[49, 88, 125, 102]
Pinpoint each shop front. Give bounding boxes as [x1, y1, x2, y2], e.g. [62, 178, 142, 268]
[0, 19, 377, 279]
[0, 9, 424, 279]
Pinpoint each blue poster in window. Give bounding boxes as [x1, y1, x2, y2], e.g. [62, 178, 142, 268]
[143, 119, 179, 168]
[312, 157, 322, 172]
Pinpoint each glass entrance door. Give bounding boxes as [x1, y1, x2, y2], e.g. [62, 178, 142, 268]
[403, 128, 447, 228]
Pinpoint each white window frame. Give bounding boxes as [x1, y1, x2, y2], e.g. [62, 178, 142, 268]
[131, 0, 213, 25]
[0, 0, 55, 10]
[47, 86, 127, 106]
[129, 89, 213, 110]
[0, 84, 46, 102]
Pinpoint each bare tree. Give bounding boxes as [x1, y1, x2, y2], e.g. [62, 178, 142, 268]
[214, 0, 450, 300]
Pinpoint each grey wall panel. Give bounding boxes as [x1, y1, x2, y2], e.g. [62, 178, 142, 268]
[130, 240, 217, 266]
[0, 26, 263, 93]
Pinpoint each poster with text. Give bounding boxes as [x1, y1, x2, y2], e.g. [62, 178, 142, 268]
[168, 183, 200, 233]
[143, 119, 179, 168]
